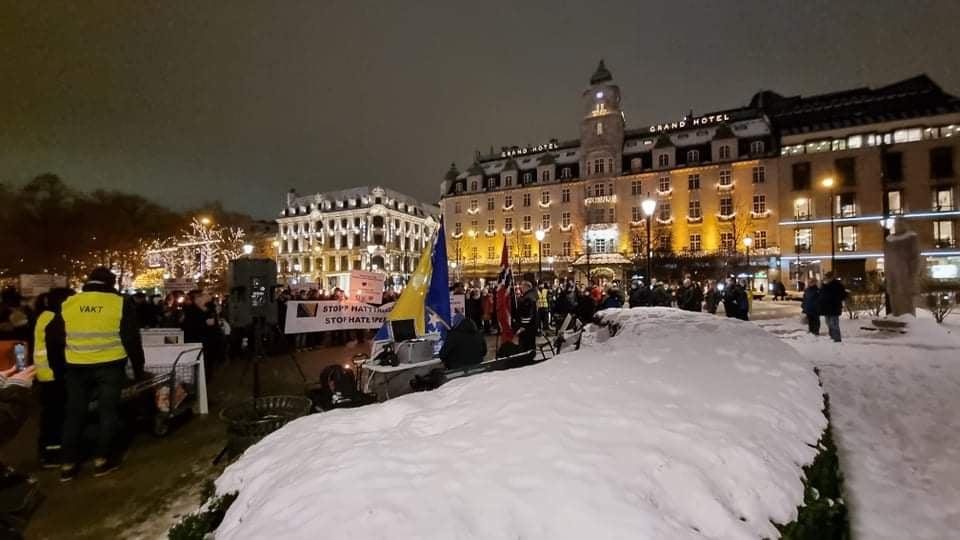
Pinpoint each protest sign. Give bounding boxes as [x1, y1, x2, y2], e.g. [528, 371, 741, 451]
[19, 274, 68, 297]
[450, 293, 465, 317]
[284, 300, 392, 334]
[348, 270, 385, 304]
[163, 278, 196, 293]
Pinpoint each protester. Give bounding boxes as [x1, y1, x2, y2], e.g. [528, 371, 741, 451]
[33, 288, 74, 468]
[677, 278, 703, 312]
[722, 278, 749, 321]
[537, 285, 551, 331]
[47, 267, 147, 481]
[704, 280, 720, 314]
[819, 272, 848, 342]
[480, 289, 494, 333]
[438, 315, 487, 370]
[513, 281, 540, 363]
[600, 286, 623, 310]
[0, 288, 31, 342]
[802, 278, 822, 335]
[628, 281, 650, 308]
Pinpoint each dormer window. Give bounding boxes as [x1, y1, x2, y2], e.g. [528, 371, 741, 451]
[750, 140, 766, 154]
[541, 170, 551, 182]
[504, 175, 513, 187]
[596, 122, 603, 136]
[658, 154, 670, 168]
[561, 167, 572, 179]
[523, 172, 533, 184]
[719, 145, 731, 160]
[455, 184, 463, 193]
[593, 102, 606, 115]
[470, 181, 478, 191]
[687, 149, 700, 163]
[487, 178, 495, 189]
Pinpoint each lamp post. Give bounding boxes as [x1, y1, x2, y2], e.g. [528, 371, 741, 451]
[242, 243, 254, 257]
[641, 194, 657, 283]
[743, 236, 753, 293]
[366, 244, 376, 271]
[535, 229, 545, 284]
[822, 177, 836, 274]
[793, 198, 803, 287]
[468, 229, 477, 282]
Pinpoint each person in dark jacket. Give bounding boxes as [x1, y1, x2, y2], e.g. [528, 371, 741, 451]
[722, 279, 750, 320]
[704, 280, 720, 314]
[600, 287, 624, 310]
[677, 279, 703, 312]
[801, 278, 822, 335]
[818, 273, 848, 342]
[651, 281, 672, 307]
[46, 267, 147, 481]
[439, 316, 487, 370]
[575, 289, 596, 325]
[33, 287, 74, 467]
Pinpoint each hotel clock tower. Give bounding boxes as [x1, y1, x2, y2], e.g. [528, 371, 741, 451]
[580, 60, 625, 178]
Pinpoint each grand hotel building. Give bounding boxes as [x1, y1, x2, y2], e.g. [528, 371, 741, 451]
[439, 61, 960, 287]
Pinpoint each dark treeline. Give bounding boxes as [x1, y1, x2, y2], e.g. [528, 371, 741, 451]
[0, 174, 253, 281]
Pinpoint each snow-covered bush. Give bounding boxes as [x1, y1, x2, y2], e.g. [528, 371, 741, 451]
[208, 308, 828, 539]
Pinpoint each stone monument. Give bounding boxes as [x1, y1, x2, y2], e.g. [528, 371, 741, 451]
[883, 220, 922, 317]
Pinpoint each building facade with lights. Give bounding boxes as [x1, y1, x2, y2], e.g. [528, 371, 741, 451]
[439, 63, 960, 286]
[276, 186, 440, 290]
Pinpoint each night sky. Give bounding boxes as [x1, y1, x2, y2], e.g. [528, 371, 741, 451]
[2, 1, 958, 219]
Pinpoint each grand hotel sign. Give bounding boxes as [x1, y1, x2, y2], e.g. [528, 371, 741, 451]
[500, 140, 560, 158]
[648, 113, 731, 133]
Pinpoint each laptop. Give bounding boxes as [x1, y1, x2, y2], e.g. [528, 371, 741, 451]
[390, 319, 417, 342]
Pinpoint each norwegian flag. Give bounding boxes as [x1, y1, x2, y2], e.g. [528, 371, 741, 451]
[495, 238, 515, 342]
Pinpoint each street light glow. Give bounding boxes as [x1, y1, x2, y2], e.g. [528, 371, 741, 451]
[199, 216, 212, 225]
[743, 237, 753, 248]
[535, 229, 545, 242]
[821, 177, 835, 188]
[641, 197, 657, 217]
[242, 243, 254, 255]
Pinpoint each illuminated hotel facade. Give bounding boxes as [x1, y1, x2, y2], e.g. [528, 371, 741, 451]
[439, 62, 960, 286]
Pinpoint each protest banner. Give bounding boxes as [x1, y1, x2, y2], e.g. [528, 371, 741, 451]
[284, 300, 392, 334]
[163, 278, 196, 293]
[348, 270, 385, 304]
[450, 293, 465, 317]
[19, 274, 68, 297]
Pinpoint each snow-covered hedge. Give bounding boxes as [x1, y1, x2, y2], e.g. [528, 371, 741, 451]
[211, 308, 827, 539]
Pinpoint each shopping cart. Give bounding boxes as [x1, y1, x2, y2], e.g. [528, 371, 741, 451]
[119, 346, 203, 436]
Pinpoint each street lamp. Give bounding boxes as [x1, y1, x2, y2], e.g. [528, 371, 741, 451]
[822, 177, 836, 274]
[641, 195, 657, 283]
[793, 198, 804, 287]
[199, 216, 212, 226]
[535, 229, 545, 284]
[366, 244, 376, 271]
[242, 243, 254, 256]
[743, 236, 753, 293]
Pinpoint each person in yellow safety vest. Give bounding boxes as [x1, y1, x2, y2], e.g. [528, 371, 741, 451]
[45, 267, 146, 482]
[32, 288, 75, 468]
[537, 285, 550, 332]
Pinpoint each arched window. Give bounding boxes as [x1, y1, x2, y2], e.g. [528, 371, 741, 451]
[658, 154, 669, 168]
[687, 149, 700, 163]
[750, 140, 765, 154]
[719, 145, 730, 160]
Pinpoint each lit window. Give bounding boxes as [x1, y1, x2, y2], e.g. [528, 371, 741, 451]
[831, 139, 847, 151]
[487, 197, 495, 211]
[561, 212, 571, 227]
[541, 191, 550, 204]
[658, 175, 671, 192]
[753, 230, 767, 249]
[504, 195, 513, 208]
[542, 243, 551, 257]
[719, 170, 732, 186]
[631, 180, 641, 195]
[454, 222, 462, 235]
[847, 135, 863, 149]
[934, 221, 955, 248]
[893, 128, 923, 143]
[657, 233, 671, 251]
[752, 166, 765, 184]
[487, 246, 495, 259]
[522, 243, 531, 258]
[720, 196, 733, 216]
[658, 198, 671, 221]
[688, 200, 701, 219]
[794, 198, 812, 219]
[470, 199, 478, 211]
[886, 190, 903, 215]
[720, 232, 734, 252]
[838, 225, 857, 252]
[596, 122, 604, 136]
[795, 228, 812, 252]
[562, 241, 571, 256]
[522, 215, 531, 230]
[523, 193, 531, 207]
[934, 188, 954, 211]
[631, 206, 642, 221]
[689, 234, 701, 252]
[835, 193, 857, 217]
[487, 219, 495, 233]
[562, 188, 571, 203]
[541, 214, 551, 229]
[753, 195, 767, 214]
[688, 174, 700, 190]
[454, 202, 462, 214]
[504, 217, 513, 231]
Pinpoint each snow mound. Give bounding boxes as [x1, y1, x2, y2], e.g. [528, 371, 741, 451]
[214, 308, 826, 539]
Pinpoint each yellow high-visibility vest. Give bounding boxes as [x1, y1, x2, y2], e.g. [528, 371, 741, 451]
[61, 292, 126, 365]
[33, 310, 55, 382]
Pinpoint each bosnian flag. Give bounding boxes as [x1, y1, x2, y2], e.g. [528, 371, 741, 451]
[495, 238, 515, 342]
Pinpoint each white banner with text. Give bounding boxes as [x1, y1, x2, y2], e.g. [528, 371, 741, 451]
[284, 300, 392, 334]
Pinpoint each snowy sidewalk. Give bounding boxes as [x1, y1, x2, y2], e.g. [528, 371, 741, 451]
[759, 316, 960, 540]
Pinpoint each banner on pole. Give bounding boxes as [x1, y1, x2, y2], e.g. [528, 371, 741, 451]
[348, 270, 385, 304]
[450, 293, 465, 317]
[284, 300, 392, 334]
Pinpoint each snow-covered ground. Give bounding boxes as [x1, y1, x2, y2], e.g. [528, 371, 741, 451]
[758, 313, 960, 539]
[213, 308, 826, 539]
